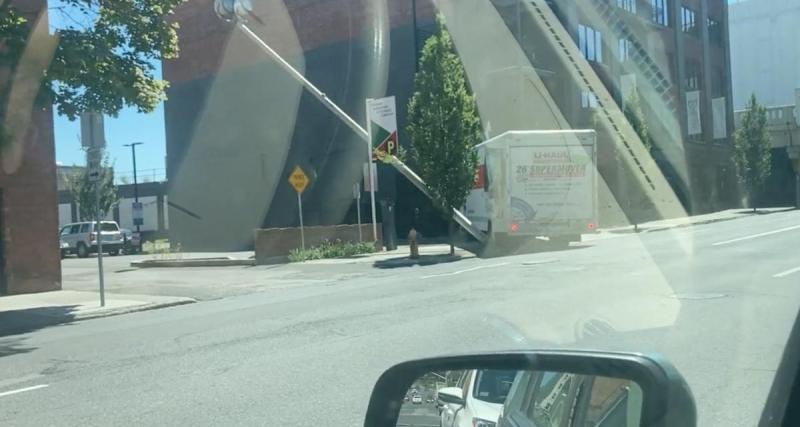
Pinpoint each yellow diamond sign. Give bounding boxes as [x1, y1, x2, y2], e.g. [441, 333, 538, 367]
[288, 165, 310, 194]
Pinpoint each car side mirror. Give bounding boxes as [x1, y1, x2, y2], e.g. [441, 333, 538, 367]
[436, 387, 465, 406]
[363, 350, 696, 427]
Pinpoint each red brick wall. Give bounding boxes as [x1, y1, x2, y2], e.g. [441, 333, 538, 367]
[0, 1, 61, 294]
[254, 224, 382, 264]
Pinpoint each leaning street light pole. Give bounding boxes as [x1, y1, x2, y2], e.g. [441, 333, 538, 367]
[213, 0, 380, 241]
[212, 0, 488, 243]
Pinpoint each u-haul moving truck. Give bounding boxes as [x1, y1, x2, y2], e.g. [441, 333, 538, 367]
[465, 130, 598, 245]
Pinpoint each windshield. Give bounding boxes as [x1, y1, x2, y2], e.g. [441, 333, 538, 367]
[1, 0, 799, 426]
[99, 223, 119, 232]
[472, 369, 517, 404]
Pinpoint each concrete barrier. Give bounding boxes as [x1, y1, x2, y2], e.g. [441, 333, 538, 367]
[254, 224, 381, 265]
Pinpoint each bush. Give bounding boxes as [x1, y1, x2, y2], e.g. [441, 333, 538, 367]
[288, 239, 376, 262]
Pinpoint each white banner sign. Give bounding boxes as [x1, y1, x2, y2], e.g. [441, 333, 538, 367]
[712, 97, 727, 139]
[686, 90, 702, 136]
[366, 96, 398, 161]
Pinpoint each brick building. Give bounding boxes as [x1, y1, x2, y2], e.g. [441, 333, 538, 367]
[0, 0, 61, 294]
[163, 0, 738, 250]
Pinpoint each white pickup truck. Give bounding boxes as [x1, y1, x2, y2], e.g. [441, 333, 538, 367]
[464, 130, 598, 247]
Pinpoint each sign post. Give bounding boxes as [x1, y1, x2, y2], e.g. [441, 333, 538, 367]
[288, 165, 310, 250]
[82, 111, 106, 307]
[366, 96, 398, 244]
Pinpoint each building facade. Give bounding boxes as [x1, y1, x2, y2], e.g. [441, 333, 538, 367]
[0, 1, 61, 295]
[734, 88, 800, 207]
[729, 0, 800, 109]
[163, 0, 737, 250]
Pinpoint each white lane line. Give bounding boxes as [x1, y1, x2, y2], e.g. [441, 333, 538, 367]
[421, 262, 510, 279]
[0, 384, 49, 398]
[712, 224, 800, 246]
[0, 374, 44, 390]
[774, 265, 800, 279]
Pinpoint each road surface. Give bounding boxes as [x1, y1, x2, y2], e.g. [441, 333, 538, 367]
[2, 210, 799, 426]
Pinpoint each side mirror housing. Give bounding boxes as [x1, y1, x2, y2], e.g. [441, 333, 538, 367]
[364, 350, 696, 427]
[436, 387, 465, 406]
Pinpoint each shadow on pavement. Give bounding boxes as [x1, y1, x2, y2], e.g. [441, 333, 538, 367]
[0, 337, 36, 357]
[0, 305, 78, 338]
[373, 254, 463, 269]
[734, 208, 795, 215]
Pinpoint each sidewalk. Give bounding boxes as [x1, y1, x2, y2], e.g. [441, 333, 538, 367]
[0, 290, 195, 336]
[595, 207, 796, 236]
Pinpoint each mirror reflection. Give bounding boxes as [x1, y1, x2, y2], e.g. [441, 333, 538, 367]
[397, 369, 642, 427]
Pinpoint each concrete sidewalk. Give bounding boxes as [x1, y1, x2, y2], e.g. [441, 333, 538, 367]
[0, 290, 195, 336]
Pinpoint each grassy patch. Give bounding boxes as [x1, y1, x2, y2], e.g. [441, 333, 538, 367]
[289, 240, 375, 262]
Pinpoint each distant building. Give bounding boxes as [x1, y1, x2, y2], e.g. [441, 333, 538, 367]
[734, 88, 800, 206]
[163, 0, 738, 251]
[57, 165, 170, 240]
[0, 1, 61, 295]
[729, 0, 800, 109]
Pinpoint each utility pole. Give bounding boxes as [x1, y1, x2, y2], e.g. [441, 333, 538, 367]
[124, 142, 144, 238]
[412, 0, 419, 72]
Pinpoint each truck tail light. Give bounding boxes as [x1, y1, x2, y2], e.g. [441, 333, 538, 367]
[510, 223, 519, 233]
[587, 222, 595, 230]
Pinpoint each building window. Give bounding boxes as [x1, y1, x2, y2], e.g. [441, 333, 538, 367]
[681, 6, 696, 33]
[619, 38, 633, 62]
[707, 17, 723, 45]
[617, 0, 637, 14]
[651, 0, 669, 26]
[578, 24, 603, 63]
[581, 90, 599, 108]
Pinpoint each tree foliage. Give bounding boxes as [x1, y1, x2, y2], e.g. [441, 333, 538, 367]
[407, 15, 481, 252]
[623, 89, 652, 153]
[733, 94, 772, 209]
[69, 156, 118, 220]
[1, 0, 184, 146]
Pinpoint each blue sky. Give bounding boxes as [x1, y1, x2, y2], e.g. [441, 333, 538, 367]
[49, 0, 166, 181]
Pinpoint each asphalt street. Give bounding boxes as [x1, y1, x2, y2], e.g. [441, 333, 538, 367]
[2, 210, 799, 426]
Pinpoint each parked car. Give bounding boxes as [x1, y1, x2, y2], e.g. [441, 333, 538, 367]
[59, 221, 124, 258]
[59, 238, 70, 259]
[412, 394, 422, 404]
[120, 228, 141, 254]
[439, 369, 517, 427]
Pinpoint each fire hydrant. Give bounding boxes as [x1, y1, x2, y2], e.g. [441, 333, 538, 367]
[408, 228, 419, 259]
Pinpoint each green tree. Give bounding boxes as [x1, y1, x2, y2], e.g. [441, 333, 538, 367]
[407, 15, 482, 255]
[69, 156, 118, 220]
[1, 0, 184, 147]
[734, 94, 772, 212]
[623, 89, 652, 153]
[622, 89, 654, 229]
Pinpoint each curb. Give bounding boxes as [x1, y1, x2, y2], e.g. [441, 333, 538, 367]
[131, 258, 255, 268]
[71, 298, 197, 321]
[605, 208, 796, 235]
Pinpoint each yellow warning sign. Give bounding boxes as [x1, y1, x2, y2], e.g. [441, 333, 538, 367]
[288, 165, 310, 194]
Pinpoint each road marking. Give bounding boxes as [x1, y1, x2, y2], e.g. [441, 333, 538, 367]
[421, 262, 510, 279]
[774, 265, 800, 279]
[0, 384, 49, 398]
[0, 374, 44, 390]
[711, 224, 800, 246]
